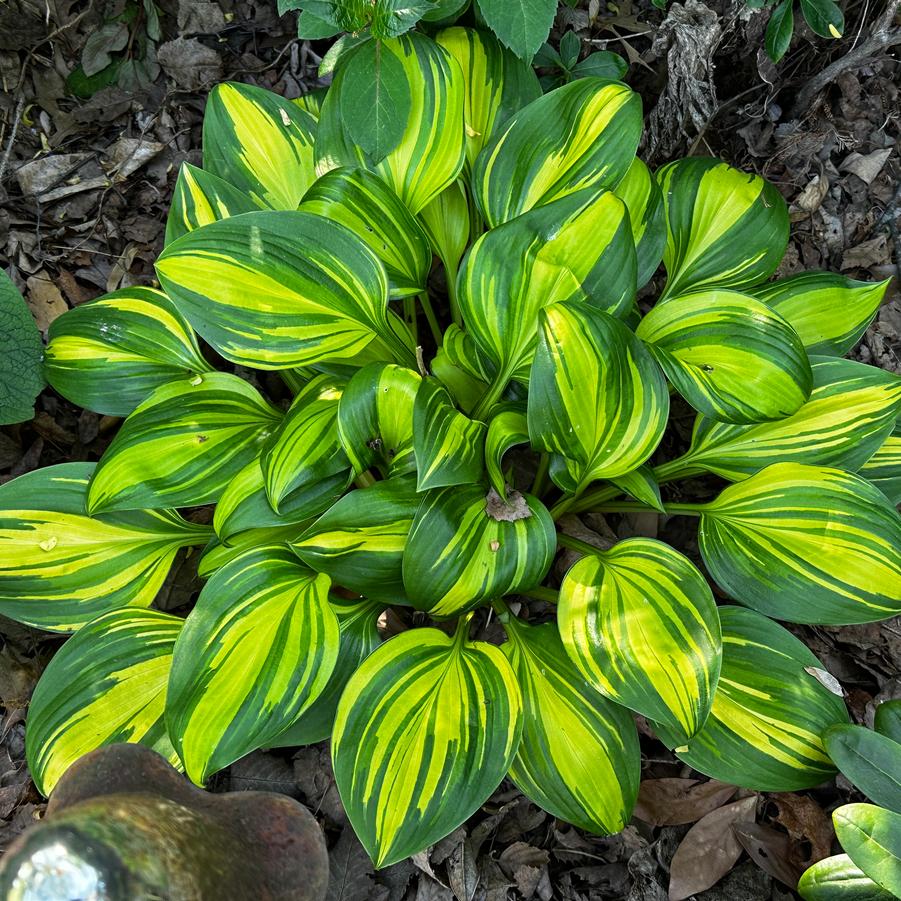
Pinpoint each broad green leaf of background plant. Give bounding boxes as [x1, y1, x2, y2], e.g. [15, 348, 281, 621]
[875, 699, 901, 743]
[87, 373, 281, 514]
[824, 725, 901, 813]
[613, 158, 666, 289]
[528, 303, 669, 492]
[156, 211, 415, 370]
[765, 0, 794, 63]
[458, 189, 637, 385]
[833, 804, 901, 897]
[558, 539, 721, 744]
[657, 157, 789, 299]
[292, 477, 420, 603]
[636, 290, 812, 424]
[26, 608, 183, 797]
[861, 433, 901, 504]
[503, 619, 640, 834]
[316, 33, 466, 214]
[798, 854, 896, 901]
[403, 484, 555, 617]
[164, 163, 261, 245]
[299, 167, 433, 298]
[44, 287, 212, 417]
[166, 547, 338, 784]
[474, 0, 557, 61]
[752, 272, 888, 356]
[800, 0, 844, 38]
[413, 377, 486, 490]
[485, 407, 529, 498]
[697, 463, 901, 624]
[337, 362, 421, 477]
[202, 81, 317, 209]
[0, 268, 44, 425]
[657, 606, 849, 790]
[674, 357, 901, 480]
[436, 26, 541, 170]
[332, 627, 522, 867]
[0, 464, 211, 632]
[472, 78, 642, 228]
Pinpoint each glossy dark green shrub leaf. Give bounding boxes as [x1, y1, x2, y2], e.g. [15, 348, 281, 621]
[833, 804, 901, 896]
[799, 855, 895, 901]
[824, 724, 901, 812]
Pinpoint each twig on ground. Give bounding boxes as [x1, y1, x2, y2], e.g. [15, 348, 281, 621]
[0, 96, 25, 186]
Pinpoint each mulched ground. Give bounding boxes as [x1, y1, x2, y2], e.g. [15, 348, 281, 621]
[0, 0, 899, 898]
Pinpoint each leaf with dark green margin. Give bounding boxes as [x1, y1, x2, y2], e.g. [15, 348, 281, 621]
[485, 408, 529, 499]
[0, 269, 44, 425]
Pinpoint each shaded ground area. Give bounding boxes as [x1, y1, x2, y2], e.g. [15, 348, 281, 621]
[0, 0, 899, 898]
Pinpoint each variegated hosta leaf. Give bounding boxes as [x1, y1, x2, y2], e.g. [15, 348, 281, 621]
[610, 465, 665, 512]
[291, 477, 420, 603]
[202, 81, 317, 209]
[431, 323, 494, 413]
[558, 539, 722, 743]
[294, 89, 324, 119]
[87, 373, 282, 514]
[337, 362, 421, 477]
[459, 189, 637, 384]
[676, 357, 901, 480]
[197, 526, 303, 579]
[502, 619, 640, 835]
[472, 78, 642, 228]
[44, 287, 212, 417]
[166, 547, 338, 784]
[413, 377, 486, 490]
[417, 180, 470, 285]
[528, 302, 669, 493]
[260, 374, 351, 513]
[697, 463, 901, 625]
[799, 854, 896, 901]
[332, 627, 523, 867]
[833, 804, 901, 897]
[825, 724, 901, 813]
[299, 167, 433, 298]
[164, 162, 261, 245]
[657, 157, 789, 299]
[485, 407, 529, 499]
[0, 464, 211, 632]
[403, 484, 556, 617]
[657, 606, 849, 791]
[316, 33, 466, 214]
[270, 597, 382, 748]
[156, 211, 416, 370]
[861, 434, 901, 504]
[636, 290, 812, 424]
[614, 157, 666, 289]
[752, 272, 889, 357]
[435, 26, 541, 171]
[26, 608, 183, 796]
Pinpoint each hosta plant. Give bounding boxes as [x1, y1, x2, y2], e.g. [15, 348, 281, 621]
[7, 27, 901, 869]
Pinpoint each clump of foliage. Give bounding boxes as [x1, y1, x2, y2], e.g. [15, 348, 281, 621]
[5, 24, 900, 870]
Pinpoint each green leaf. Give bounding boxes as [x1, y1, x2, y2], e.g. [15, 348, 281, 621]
[697, 463, 901, 625]
[474, 0, 557, 61]
[502, 620, 640, 834]
[26, 608, 183, 797]
[571, 50, 628, 81]
[559, 30, 581, 69]
[156, 210, 415, 370]
[431, 323, 494, 413]
[861, 434, 901, 504]
[0, 463, 211, 632]
[337, 362, 421, 478]
[658, 606, 849, 791]
[291, 477, 420, 603]
[657, 157, 789, 299]
[833, 804, 901, 896]
[472, 77, 642, 227]
[202, 81, 317, 209]
[0, 269, 44, 425]
[613, 157, 666, 289]
[485, 407, 529, 499]
[610, 465, 665, 512]
[44, 287, 212, 417]
[297, 9, 342, 38]
[164, 163, 261, 245]
[316, 33, 466, 214]
[799, 854, 896, 901]
[751, 272, 888, 356]
[166, 546, 338, 784]
[824, 724, 901, 813]
[87, 373, 282, 514]
[418, 180, 470, 287]
[341, 39, 411, 160]
[332, 626, 522, 867]
[413, 377, 487, 490]
[799, 0, 844, 37]
[403, 484, 555, 617]
[528, 302, 669, 493]
[558, 538, 722, 743]
[636, 290, 812, 424]
[875, 699, 901, 743]
[765, 0, 794, 62]
[197, 526, 303, 579]
[675, 357, 901, 480]
[300, 167, 433, 299]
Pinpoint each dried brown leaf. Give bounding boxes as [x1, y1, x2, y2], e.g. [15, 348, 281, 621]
[733, 822, 803, 889]
[634, 778, 737, 826]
